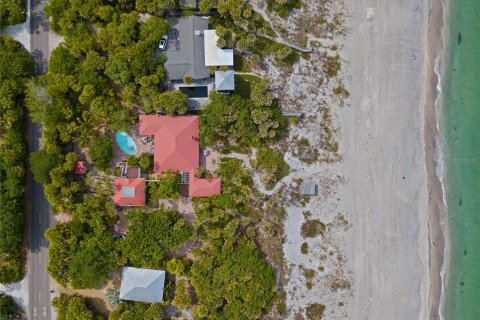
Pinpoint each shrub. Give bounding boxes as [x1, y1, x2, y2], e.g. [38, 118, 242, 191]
[305, 303, 325, 320]
[252, 148, 290, 190]
[183, 75, 192, 84]
[301, 219, 326, 238]
[301, 242, 309, 254]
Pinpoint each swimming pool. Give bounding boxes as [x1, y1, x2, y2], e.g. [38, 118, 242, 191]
[115, 131, 137, 155]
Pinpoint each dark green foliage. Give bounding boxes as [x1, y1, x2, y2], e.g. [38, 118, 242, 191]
[0, 0, 26, 26]
[52, 294, 101, 320]
[30, 149, 61, 184]
[43, 153, 80, 214]
[235, 74, 260, 99]
[118, 207, 192, 269]
[126, 153, 153, 172]
[153, 91, 188, 115]
[266, 0, 301, 19]
[0, 36, 33, 283]
[0, 294, 22, 318]
[135, 0, 175, 15]
[190, 238, 276, 319]
[252, 148, 290, 190]
[147, 171, 181, 202]
[109, 301, 163, 320]
[233, 54, 251, 72]
[89, 133, 113, 172]
[200, 92, 286, 149]
[46, 194, 118, 288]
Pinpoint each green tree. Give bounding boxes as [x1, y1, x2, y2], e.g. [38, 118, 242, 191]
[0, 0, 26, 26]
[0, 35, 33, 283]
[153, 91, 188, 115]
[118, 207, 192, 269]
[0, 294, 22, 318]
[190, 238, 276, 319]
[52, 294, 101, 320]
[147, 170, 181, 202]
[29, 149, 60, 184]
[109, 301, 163, 320]
[135, 0, 175, 15]
[89, 133, 113, 171]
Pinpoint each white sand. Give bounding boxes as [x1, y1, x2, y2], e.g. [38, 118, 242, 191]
[339, 0, 431, 318]
[250, 0, 433, 318]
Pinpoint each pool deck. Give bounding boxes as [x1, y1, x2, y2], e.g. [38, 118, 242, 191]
[112, 124, 153, 169]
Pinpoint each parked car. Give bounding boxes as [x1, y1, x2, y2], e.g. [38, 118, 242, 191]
[159, 35, 168, 50]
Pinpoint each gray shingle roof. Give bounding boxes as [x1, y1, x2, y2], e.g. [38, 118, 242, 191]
[119, 267, 166, 303]
[215, 71, 235, 91]
[164, 17, 209, 81]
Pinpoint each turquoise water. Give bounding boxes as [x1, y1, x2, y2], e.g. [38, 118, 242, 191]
[442, 0, 480, 318]
[115, 131, 137, 155]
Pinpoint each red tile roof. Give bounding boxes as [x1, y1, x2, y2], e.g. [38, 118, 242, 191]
[73, 161, 87, 175]
[113, 178, 146, 206]
[189, 172, 221, 197]
[139, 115, 199, 174]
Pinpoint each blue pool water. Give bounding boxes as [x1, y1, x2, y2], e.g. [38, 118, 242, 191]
[115, 131, 137, 155]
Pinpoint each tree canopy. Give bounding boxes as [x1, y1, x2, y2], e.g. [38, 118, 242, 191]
[199, 92, 286, 149]
[52, 294, 101, 320]
[109, 301, 163, 320]
[46, 193, 118, 288]
[118, 207, 192, 269]
[190, 238, 276, 319]
[89, 133, 113, 172]
[30, 149, 60, 184]
[0, 0, 26, 26]
[0, 35, 33, 283]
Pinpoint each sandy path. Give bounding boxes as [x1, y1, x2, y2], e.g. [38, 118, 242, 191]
[340, 0, 431, 319]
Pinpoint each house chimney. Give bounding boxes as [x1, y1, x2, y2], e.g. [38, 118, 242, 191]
[195, 31, 202, 36]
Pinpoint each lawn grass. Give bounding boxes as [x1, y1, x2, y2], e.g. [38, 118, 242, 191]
[235, 74, 261, 99]
[233, 54, 251, 72]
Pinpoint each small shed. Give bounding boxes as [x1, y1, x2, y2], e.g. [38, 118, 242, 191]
[119, 267, 166, 303]
[215, 70, 235, 91]
[300, 182, 317, 196]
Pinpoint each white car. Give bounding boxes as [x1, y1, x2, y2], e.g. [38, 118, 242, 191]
[159, 35, 168, 50]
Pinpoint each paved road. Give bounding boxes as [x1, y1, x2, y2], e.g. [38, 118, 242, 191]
[28, 0, 52, 319]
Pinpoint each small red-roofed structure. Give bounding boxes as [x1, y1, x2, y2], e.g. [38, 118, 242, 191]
[73, 161, 87, 175]
[188, 172, 221, 197]
[114, 178, 146, 206]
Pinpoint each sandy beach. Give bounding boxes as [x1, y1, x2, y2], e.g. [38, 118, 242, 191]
[340, 0, 445, 318]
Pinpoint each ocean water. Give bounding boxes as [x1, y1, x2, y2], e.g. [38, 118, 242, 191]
[441, 0, 480, 318]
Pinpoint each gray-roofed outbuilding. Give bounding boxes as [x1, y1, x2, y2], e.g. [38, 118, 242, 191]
[300, 182, 317, 196]
[119, 267, 166, 303]
[164, 17, 209, 81]
[215, 70, 235, 91]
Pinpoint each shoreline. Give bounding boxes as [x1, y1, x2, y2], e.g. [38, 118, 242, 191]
[423, 0, 447, 318]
